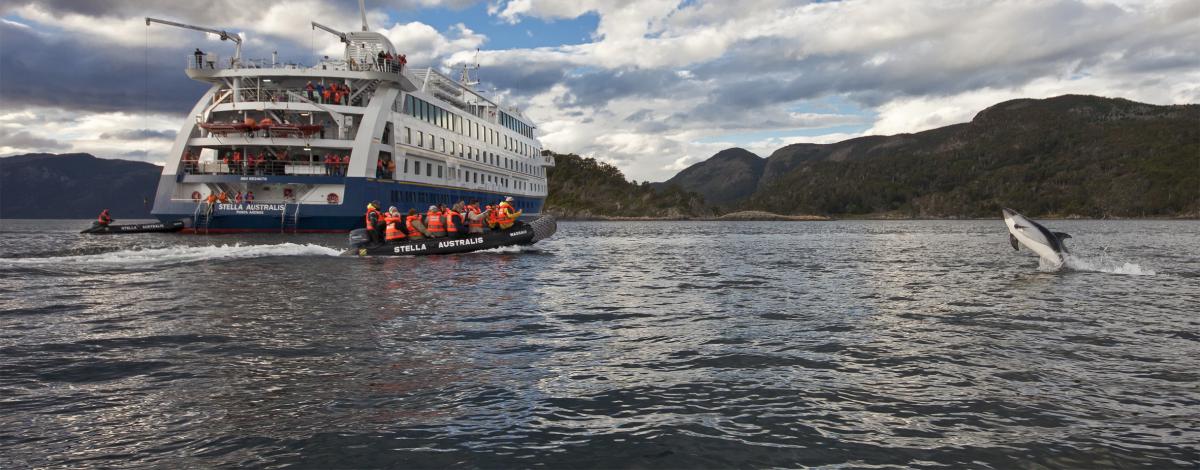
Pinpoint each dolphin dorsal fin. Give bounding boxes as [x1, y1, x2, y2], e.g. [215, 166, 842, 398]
[1053, 232, 1071, 240]
[1009, 234, 1019, 251]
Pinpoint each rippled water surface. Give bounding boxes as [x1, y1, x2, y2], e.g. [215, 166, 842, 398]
[1, 219, 1197, 468]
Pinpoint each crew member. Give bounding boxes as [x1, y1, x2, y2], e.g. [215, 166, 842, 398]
[406, 209, 429, 240]
[218, 191, 230, 203]
[96, 209, 113, 226]
[495, 197, 522, 230]
[424, 205, 446, 238]
[364, 201, 384, 245]
[245, 191, 255, 203]
[384, 206, 406, 243]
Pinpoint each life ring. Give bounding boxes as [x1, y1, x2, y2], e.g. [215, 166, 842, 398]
[191, 191, 202, 200]
[327, 193, 340, 204]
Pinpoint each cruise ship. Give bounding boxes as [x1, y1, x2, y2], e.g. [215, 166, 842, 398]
[148, 7, 551, 233]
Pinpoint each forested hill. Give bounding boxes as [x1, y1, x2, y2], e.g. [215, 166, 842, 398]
[543, 153, 708, 219]
[0, 153, 161, 219]
[674, 95, 1200, 218]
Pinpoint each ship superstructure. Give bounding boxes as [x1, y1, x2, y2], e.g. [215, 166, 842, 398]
[148, 7, 551, 232]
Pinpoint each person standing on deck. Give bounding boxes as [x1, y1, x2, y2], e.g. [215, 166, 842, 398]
[305, 81, 315, 101]
[96, 209, 113, 227]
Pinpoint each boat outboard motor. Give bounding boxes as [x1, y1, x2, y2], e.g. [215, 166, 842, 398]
[348, 228, 372, 248]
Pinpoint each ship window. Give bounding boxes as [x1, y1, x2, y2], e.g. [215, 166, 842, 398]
[438, 166, 443, 178]
[440, 138, 446, 153]
[405, 127, 411, 144]
[417, 131, 424, 147]
[403, 159, 408, 173]
[426, 163, 432, 176]
[414, 161, 421, 175]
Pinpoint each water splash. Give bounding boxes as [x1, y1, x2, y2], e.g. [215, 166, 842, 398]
[0, 243, 342, 267]
[1063, 253, 1156, 276]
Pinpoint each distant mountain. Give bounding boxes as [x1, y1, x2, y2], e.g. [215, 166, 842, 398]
[657, 148, 764, 206]
[669, 95, 1200, 218]
[0, 153, 161, 219]
[544, 152, 708, 219]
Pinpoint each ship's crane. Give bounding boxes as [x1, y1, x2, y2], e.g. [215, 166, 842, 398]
[145, 17, 243, 61]
[311, 21, 349, 44]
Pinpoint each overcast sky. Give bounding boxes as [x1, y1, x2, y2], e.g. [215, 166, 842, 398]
[1, 0, 1196, 181]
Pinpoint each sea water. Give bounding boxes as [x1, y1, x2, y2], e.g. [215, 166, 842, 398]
[1, 219, 1197, 468]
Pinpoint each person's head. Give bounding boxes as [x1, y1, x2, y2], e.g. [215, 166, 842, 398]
[389, 206, 399, 214]
[408, 208, 417, 215]
[428, 205, 438, 212]
[505, 196, 514, 202]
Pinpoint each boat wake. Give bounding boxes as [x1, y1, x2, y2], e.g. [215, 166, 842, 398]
[0, 243, 342, 268]
[1058, 253, 1156, 276]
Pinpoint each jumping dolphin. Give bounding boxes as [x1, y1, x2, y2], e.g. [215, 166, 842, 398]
[1002, 208, 1071, 268]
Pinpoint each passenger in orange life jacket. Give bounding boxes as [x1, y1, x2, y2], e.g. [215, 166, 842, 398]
[383, 206, 406, 243]
[217, 191, 230, 203]
[443, 203, 464, 237]
[424, 205, 446, 238]
[464, 200, 489, 234]
[485, 204, 498, 230]
[96, 209, 113, 226]
[234, 191, 243, 204]
[364, 200, 384, 245]
[405, 209, 429, 240]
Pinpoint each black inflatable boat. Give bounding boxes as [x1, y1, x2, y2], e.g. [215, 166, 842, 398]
[347, 215, 557, 256]
[80, 220, 186, 234]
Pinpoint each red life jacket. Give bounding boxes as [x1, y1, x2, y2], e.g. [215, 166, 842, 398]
[365, 207, 382, 230]
[384, 214, 406, 240]
[97, 211, 111, 224]
[405, 215, 424, 238]
[425, 211, 445, 233]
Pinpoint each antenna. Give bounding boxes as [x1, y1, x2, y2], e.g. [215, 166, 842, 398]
[359, 0, 369, 31]
[458, 48, 480, 87]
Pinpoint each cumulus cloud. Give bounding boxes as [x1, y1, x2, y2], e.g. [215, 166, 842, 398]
[2, 0, 1197, 181]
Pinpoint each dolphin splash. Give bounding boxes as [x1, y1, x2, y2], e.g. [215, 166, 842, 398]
[1002, 208, 1071, 268]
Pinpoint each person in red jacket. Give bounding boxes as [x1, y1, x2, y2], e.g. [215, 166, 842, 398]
[96, 209, 113, 226]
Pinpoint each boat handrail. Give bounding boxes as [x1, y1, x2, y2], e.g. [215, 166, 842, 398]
[185, 53, 410, 75]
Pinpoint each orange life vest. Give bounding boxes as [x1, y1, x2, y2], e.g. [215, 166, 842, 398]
[365, 207, 382, 230]
[405, 215, 425, 239]
[384, 214, 406, 241]
[443, 209, 460, 233]
[425, 210, 445, 233]
[486, 207, 499, 227]
[496, 202, 517, 227]
[467, 206, 483, 230]
[97, 211, 111, 224]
